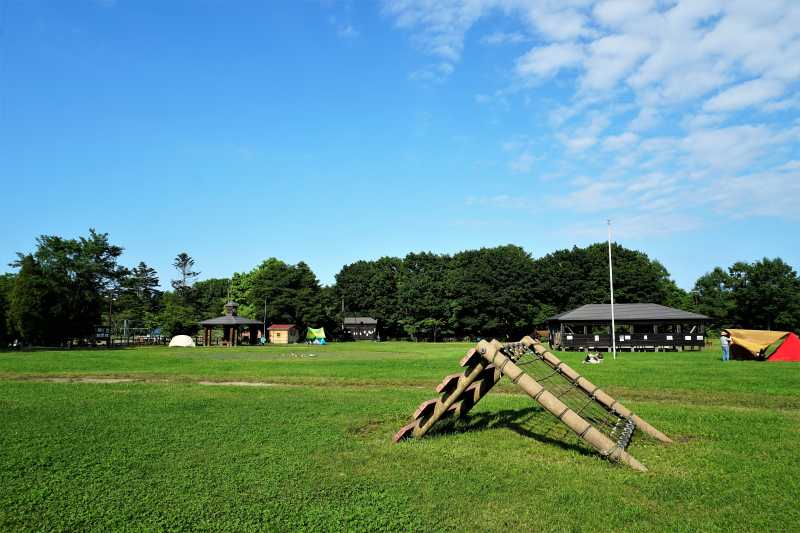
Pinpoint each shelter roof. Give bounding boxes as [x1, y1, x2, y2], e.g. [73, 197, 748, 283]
[344, 317, 378, 325]
[267, 324, 296, 331]
[549, 304, 709, 322]
[199, 316, 262, 326]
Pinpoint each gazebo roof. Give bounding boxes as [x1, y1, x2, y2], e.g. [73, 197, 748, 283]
[199, 300, 262, 327]
[199, 315, 262, 326]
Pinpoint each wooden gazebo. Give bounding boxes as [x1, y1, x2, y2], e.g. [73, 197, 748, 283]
[199, 301, 262, 347]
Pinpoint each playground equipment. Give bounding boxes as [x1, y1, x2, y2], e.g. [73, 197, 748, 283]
[393, 336, 671, 472]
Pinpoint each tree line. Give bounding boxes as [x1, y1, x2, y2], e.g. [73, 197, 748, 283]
[1, 229, 798, 346]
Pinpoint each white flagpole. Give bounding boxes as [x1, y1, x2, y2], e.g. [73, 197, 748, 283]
[608, 219, 617, 360]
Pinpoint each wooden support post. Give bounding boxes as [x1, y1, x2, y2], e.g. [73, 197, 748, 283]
[481, 339, 648, 472]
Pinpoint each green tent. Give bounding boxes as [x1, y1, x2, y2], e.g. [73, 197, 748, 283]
[306, 327, 326, 341]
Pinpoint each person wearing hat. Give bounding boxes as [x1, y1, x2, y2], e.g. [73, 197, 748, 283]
[719, 330, 731, 362]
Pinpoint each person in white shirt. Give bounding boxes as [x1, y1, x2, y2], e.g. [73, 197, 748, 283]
[719, 331, 731, 362]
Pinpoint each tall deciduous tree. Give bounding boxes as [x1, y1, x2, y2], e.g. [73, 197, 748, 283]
[335, 257, 403, 338]
[692, 267, 735, 329]
[9, 230, 125, 344]
[229, 258, 332, 332]
[532, 243, 683, 313]
[447, 245, 538, 339]
[728, 258, 800, 332]
[115, 262, 162, 328]
[0, 274, 16, 344]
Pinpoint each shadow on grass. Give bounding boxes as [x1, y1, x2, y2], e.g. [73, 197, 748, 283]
[429, 406, 594, 457]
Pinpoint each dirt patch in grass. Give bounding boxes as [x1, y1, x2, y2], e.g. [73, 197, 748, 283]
[197, 380, 299, 388]
[31, 377, 139, 384]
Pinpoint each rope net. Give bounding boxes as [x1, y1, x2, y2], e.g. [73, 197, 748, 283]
[503, 344, 636, 451]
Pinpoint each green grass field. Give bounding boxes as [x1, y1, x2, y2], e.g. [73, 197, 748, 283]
[1, 342, 799, 531]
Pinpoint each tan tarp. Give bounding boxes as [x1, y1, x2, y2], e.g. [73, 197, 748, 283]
[724, 329, 789, 359]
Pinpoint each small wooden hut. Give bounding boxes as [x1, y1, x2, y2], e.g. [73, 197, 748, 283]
[267, 324, 298, 344]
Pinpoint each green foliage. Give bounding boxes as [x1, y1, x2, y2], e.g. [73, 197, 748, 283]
[0, 274, 17, 344]
[693, 259, 800, 333]
[7, 228, 798, 345]
[532, 243, 684, 313]
[189, 277, 231, 320]
[229, 258, 330, 332]
[158, 291, 200, 337]
[447, 245, 538, 339]
[336, 257, 403, 337]
[728, 258, 800, 332]
[113, 262, 162, 329]
[692, 267, 736, 329]
[8, 256, 50, 344]
[171, 252, 199, 293]
[8, 230, 125, 345]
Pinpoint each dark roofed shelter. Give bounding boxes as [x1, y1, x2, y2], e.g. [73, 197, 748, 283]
[343, 316, 379, 341]
[548, 303, 710, 352]
[199, 301, 262, 347]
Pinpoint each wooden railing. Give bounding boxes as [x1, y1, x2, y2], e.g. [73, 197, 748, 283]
[556, 332, 705, 350]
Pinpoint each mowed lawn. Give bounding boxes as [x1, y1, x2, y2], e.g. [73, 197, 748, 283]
[1, 342, 799, 531]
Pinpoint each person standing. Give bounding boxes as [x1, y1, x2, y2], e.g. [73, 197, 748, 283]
[720, 331, 731, 362]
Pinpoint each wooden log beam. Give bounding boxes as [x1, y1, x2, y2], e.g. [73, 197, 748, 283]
[522, 338, 672, 444]
[481, 339, 648, 472]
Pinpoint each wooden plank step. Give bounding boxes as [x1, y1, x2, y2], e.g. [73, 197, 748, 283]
[459, 348, 482, 367]
[436, 373, 463, 394]
[393, 421, 417, 443]
[413, 398, 439, 419]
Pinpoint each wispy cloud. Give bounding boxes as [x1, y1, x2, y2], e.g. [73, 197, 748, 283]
[465, 194, 533, 210]
[481, 31, 527, 45]
[384, 0, 800, 231]
[337, 24, 359, 39]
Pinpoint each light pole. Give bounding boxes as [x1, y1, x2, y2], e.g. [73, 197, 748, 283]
[608, 219, 617, 360]
[263, 295, 268, 342]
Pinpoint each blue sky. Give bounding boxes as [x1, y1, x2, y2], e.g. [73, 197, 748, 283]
[1, 0, 798, 290]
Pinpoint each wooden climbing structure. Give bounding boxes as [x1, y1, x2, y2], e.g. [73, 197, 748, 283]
[393, 336, 671, 472]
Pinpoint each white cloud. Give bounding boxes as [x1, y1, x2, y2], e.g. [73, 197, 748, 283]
[509, 152, 535, 173]
[706, 168, 800, 218]
[602, 131, 638, 151]
[560, 112, 610, 151]
[704, 79, 786, 112]
[681, 124, 786, 171]
[521, 4, 593, 41]
[562, 212, 703, 239]
[763, 94, 800, 112]
[682, 113, 727, 131]
[777, 160, 800, 172]
[482, 31, 527, 45]
[384, 0, 800, 229]
[465, 194, 533, 210]
[516, 42, 584, 80]
[593, 0, 657, 28]
[581, 34, 652, 91]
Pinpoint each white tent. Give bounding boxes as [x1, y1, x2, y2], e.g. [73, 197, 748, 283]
[168, 335, 196, 347]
